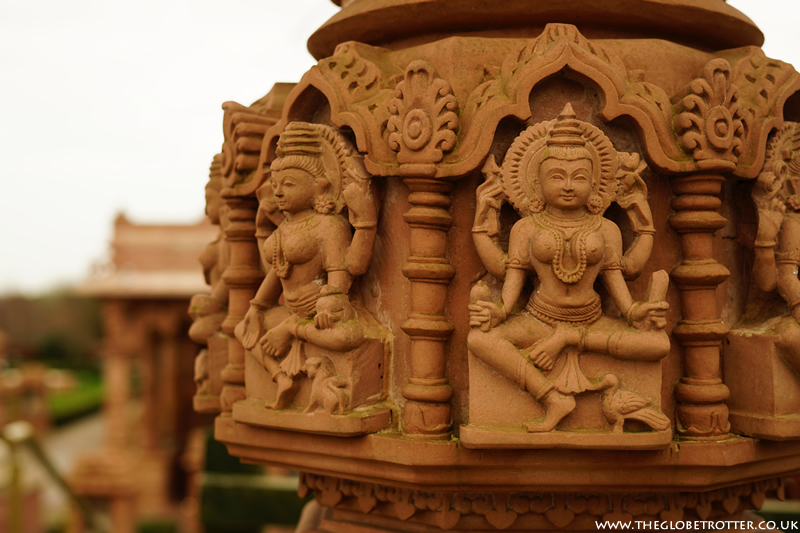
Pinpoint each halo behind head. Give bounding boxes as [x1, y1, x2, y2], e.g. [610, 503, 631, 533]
[497, 103, 618, 216]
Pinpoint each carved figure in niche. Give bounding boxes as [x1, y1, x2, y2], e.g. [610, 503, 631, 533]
[303, 356, 348, 415]
[751, 123, 800, 372]
[467, 104, 671, 436]
[235, 122, 381, 413]
[189, 155, 230, 403]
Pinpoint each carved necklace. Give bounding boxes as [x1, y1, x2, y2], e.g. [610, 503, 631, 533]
[532, 211, 601, 284]
[272, 214, 322, 279]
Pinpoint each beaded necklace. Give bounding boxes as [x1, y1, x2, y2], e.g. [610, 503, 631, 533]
[272, 214, 322, 279]
[532, 211, 601, 284]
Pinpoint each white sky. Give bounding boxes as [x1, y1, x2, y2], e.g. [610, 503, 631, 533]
[0, 0, 797, 295]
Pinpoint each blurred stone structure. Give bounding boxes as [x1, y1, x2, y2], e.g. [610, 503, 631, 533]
[0, 363, 76, 432]
[193, 1, 800, 531]
[72, 215, 215, 533]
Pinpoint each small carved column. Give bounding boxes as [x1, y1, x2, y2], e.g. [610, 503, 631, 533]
[220, 195, 261, 412]
[669, 174, 731, 440]
[400, 176, 456, 439]
[386, 60, 460, 439]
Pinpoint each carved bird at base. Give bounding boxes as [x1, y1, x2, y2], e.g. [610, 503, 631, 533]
[598, 374, 670, 434]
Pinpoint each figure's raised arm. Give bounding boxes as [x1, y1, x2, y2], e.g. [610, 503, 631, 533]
[752, 164, 788, 293]
[615, 153, 655, 280]
[473, 155, 508, 280]
[600, 220, 635, 316]
[342, 176, 379, 277]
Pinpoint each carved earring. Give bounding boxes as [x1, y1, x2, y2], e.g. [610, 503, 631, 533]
[528, 195, 546, 213]
[587, 194, 604, 214]
[314, 194, 337, 215]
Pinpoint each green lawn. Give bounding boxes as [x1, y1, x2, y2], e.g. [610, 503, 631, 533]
[47, 371, 104, 425]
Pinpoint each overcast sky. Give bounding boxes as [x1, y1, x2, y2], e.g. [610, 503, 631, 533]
[0, 0, 797, 295]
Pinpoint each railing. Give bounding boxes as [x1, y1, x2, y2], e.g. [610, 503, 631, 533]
[1, 420, 108, 533]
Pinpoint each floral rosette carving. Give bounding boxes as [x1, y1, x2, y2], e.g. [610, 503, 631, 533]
[673, 59, 746, 170]
[387, 60, 459, 167]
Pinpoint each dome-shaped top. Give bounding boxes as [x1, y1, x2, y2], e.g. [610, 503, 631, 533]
[309, 0, 762, 59]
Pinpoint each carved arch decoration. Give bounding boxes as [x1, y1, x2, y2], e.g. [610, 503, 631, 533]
[257, 24, 800, 183]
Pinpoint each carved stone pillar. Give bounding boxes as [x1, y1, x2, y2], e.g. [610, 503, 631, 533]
[201, 2, 800, 531]
[400, 177, 455, 439]
[220, 195, 261, 411]
[669, 174, 731, 440]
[105, 345, 133, 450]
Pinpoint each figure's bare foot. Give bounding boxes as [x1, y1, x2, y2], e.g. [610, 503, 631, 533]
[528, 323, 575, 371]
[523, 392, 576, 432]
[266, 373, 298, 410]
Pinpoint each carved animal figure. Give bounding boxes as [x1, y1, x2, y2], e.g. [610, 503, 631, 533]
[598, 374, 670, 433]
[303, 356, 348, 415]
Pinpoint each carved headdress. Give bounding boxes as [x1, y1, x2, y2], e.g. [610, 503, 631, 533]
[271, 122, 367, 215]
[761, 122, 800, 211]
[497, 103, 618, 216]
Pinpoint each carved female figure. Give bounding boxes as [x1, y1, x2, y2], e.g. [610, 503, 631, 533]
[751, 122, 800, 372]
[236, 122, 378, 410]
[189, 155, 230, 400]
[467, 104, 670, 433]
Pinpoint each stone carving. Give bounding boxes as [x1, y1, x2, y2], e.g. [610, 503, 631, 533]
[299, 473, 784, 531]
[727, 122, 800, 439]
[321, 42, 384, 104]
[729, 48, 800, 177]
[188, 155, 230, 412]
[303, 355, 348, 415]
[673, 59, 745, 170]
[232, 121, 391, 435]
[463, 104, 671, 448]
[387, 60, 459, 167]
[220, 101, 274, 189]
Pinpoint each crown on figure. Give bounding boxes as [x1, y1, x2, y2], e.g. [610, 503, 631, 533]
[546, 103, 587, 149]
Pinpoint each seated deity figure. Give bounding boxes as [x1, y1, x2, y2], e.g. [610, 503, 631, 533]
[188, 155, 230, 403]
[721, 122, 800, 440]
[235, 122, 380, 411]
[467, 104, 671, 435]
[751, 123, 800, 372]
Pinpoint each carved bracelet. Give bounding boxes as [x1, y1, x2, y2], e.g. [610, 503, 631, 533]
[250, 299, 270, 310]
[352, 221, 378, 229]
[626, 302, 642, 327]
[754, 239, 777, 248]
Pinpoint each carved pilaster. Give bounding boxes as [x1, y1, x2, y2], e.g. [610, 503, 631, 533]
[386, 60, 459, 439]
[220, 196, 262, 412]
[400, 177, 456, 439]
[669, 174, 731, 440]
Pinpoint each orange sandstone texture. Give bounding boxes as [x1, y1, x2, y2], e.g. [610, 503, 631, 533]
[190, 1, 800, 530]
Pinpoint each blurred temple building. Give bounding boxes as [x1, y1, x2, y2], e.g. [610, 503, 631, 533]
[71, 214, 216, 533]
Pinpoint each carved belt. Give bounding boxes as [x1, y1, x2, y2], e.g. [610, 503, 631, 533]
[527, 293, 602, 326]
